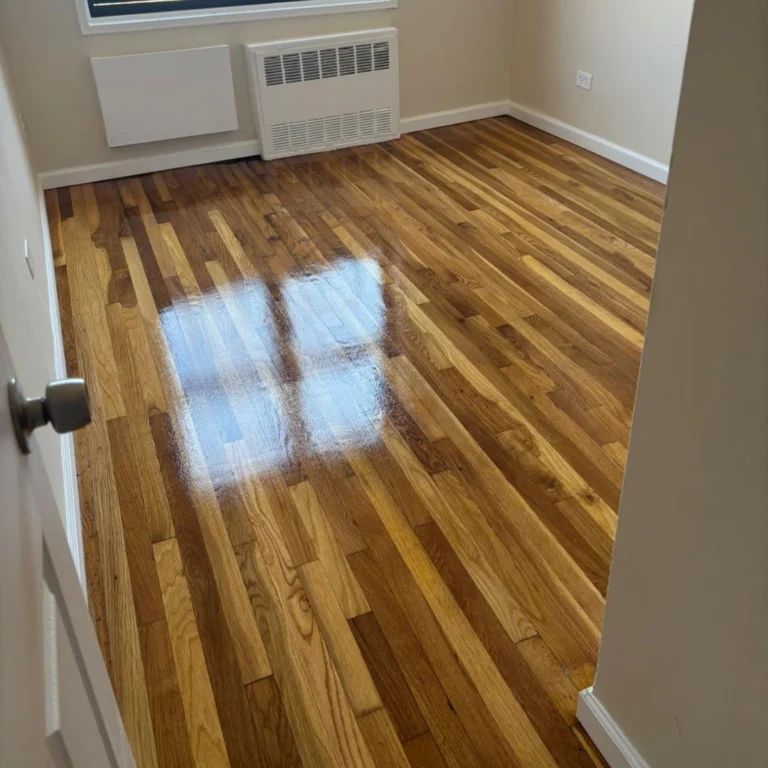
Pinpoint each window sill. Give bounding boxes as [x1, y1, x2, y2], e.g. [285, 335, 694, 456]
[76, 0, 397, 35]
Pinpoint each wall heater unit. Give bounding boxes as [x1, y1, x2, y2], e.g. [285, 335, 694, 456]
[246, 29, 399, 161]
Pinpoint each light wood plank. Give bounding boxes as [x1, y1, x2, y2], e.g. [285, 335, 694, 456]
[289, 481, 369, 619]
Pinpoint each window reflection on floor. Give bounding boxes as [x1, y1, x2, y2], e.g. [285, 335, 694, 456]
[158, 256, 388, 486]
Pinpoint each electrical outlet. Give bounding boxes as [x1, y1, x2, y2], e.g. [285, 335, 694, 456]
[24, 238, 35, 279]
[576, 70, 593, 91]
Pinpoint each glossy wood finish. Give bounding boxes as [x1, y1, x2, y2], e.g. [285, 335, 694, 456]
[49, 117, 663, 768]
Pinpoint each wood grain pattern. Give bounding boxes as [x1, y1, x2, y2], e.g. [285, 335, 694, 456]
[245, 677, 304, 768]
[52, 117, 662, 767]
[357, 709, 411, 768]
[138, 619, 196, 768]
[154, 537, 231, 768]
[403, 732, 450, 768]
[290, 481, 369, 619]
[297, 560, 382, 717]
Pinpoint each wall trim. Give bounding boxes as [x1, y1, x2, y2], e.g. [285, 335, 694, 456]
[507, 101, 669, 183]
[401, 101, 510, 134]
[38, 180, 86, 591]
[39, 139, 261, 189]
[39, 103, 513, 189]
[76, 0, 397, 36]
[577, 688, 650, 768]
[39, 100, 667, 189]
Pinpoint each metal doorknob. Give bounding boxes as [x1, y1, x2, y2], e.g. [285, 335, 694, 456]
[7, 377, 92, 455]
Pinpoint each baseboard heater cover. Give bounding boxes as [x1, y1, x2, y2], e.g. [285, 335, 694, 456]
[246, 29, 400, 160]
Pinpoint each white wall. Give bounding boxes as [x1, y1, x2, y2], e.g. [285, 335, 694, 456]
[0, 0, 513, 174]
[0, 48, 67, 517]
[586, 0, 768, 765]
[510, 0, 694, 165]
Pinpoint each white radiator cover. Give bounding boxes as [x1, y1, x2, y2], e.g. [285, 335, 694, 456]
[246, 29, 400, 161]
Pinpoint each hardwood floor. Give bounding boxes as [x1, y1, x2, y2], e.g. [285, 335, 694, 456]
[48, 117, 663, 768]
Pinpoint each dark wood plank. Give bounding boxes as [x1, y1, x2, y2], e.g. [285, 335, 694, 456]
[107, 417, 165, 627]
[138, 619, 196, 768]
[245, 677, 304, 768]
[350, 611, 428, 743]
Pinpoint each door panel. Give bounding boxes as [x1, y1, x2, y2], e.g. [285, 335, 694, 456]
[44, 584, 112, 767]
[0, 319, 134, 768]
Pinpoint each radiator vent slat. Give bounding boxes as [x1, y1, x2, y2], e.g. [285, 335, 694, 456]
[338, 46, 355, 77]
[267, 108, 396, 154]
[320, 48, 338, 79]
[355, 43, 373, 74]
[282, 52, 302, 84]
[289, 121, 308, 149]
[264, 55, 284, 87]
[308, 117, 324, 146]
[374, 41, 390, 71]
[249, 31, 398, 159]
[301, 50, 320, 82]
[264, 41, 392, 86]
[359, 109, 376, 137]
[272, 123, 290, 153]
[324, 115, 342, 144]
[376, 107, 392, 135]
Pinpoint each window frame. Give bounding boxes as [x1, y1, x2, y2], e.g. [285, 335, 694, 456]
[75, 0, 397, 35]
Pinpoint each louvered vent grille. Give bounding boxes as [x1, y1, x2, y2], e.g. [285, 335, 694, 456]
[263, 41, 392, 87]
[270, 108, 392, 155]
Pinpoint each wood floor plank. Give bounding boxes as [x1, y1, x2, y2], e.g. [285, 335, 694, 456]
[522, 255, 645, 348]
[106, 302, 174, 542]
[290, 481, 370, 619]
[353, 464, 561, 767]
[138, 619, 196, 768]
[517, 635, 581, 727]
[357, 709, 411, 768]
[389, 355, 604, 660]
[154, 538, 231, 768]
[107, 417, 165, 627]
[245, 677, 304, 768]
[229, 441, 376, 768]
[72, 355, 158, 768]
[349, 611, 428, 743]
[348, 550, 486, 768]
[151, 414, 268, 768]
[415, 520, 595, 768]
[72, 309, 126, 422]
[403, 732, 449, 768]
[56, 117, 661, 768]
[297, 560, 383, 717]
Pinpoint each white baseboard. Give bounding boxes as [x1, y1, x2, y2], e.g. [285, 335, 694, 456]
[401, 101, 510, 134]
[38, 100, 667, 190]
[38, 103, 510, 189]
[507, 101, 669, 184]
[39, 138, 261, 189]
[578, 688, 650, 768]
[38, 180, 86, 592]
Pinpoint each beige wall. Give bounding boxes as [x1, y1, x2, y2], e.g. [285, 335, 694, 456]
[510, 0, 694, 164]
[0, 0, 512, 173]
[591, 0, 768, 764]
[0, 0, 693, 174]
[0, 48, 66, 516]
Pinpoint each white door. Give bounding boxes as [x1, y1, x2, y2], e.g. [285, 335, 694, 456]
[0, 319, 134, 768]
